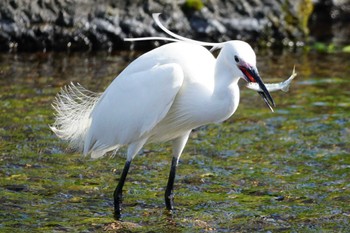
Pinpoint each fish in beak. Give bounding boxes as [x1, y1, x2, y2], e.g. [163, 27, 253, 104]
[239, 65, 275, 112]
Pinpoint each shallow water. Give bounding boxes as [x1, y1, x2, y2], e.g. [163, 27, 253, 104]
[0, 49, 349, 232]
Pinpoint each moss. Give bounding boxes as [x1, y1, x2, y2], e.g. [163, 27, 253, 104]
[308, 42, 350, 53]
[183, 0, 204, 12]
[0, 52, 350, 232]
[297, 0, 314, 35]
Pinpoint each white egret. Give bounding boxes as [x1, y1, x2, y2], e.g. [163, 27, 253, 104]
[51, 14, 295, 219]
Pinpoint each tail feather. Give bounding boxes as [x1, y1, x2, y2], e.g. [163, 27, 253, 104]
[50, 83, 102, 153]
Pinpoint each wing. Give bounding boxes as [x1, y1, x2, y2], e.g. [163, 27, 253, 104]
[83, 63, 184, 157]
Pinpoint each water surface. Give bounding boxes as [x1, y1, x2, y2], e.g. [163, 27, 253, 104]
[0, 49, 349, 232]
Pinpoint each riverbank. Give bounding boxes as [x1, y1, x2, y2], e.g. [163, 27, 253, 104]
[0, 0, 348, 52]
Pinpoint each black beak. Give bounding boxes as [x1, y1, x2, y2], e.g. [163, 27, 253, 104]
[240, 66, 275, 112]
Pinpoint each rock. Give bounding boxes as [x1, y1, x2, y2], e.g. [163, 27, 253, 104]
[0, 0, 347, 52]
[309, 0, 350, 45]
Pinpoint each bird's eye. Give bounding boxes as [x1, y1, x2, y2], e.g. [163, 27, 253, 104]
[234, 55, 240, 63]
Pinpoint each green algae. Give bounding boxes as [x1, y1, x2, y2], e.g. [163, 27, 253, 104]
[0, 51, 349, 232]
[183, 0, 204, 11]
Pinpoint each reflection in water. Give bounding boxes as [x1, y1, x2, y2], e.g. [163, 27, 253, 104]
[0, 51, 132, 91]
[1, 50, 349, 95]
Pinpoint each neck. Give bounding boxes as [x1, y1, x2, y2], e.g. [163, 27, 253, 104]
[209, 53, 241, 122]
[213, 55, 240, 97]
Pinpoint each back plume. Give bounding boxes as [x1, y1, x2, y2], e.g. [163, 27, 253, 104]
[50, 83, 102, 152]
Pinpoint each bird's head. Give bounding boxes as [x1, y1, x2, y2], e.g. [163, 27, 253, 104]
[221, 41, 275, 111]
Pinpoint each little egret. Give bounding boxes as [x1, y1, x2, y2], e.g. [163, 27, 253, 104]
[51, 14, 294, 219]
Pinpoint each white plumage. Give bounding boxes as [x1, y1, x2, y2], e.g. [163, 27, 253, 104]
[51, 83, 101, 152]
[51, 41, 254, 159]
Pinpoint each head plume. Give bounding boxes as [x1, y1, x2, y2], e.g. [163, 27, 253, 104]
[124, 13, 225, 51]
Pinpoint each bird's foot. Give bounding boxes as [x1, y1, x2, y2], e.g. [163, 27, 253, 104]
[113, 204, 122, 220]
[113, 194, 123, 220]
[165, 193, 175, 211]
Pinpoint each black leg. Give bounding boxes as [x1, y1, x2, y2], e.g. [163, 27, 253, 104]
[114, 160, 131, 220]
[165, 157, 178, 210]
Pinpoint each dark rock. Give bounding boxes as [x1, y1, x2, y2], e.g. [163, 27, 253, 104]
[309, 0, 350, 44]
[4, 184, 28, 192]
[0, 0, 347, 52]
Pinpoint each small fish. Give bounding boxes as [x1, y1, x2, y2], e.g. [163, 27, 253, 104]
[246, 66, 297, 92]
